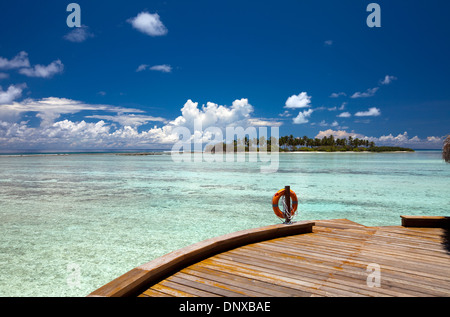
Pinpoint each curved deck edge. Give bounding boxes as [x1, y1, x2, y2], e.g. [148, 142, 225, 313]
[87, 220, 315, 297]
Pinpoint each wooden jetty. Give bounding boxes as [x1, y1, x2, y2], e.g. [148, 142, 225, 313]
[88, 216, 450, 297]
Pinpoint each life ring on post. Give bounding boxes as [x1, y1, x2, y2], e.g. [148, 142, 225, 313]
[272, 188, 298, 219]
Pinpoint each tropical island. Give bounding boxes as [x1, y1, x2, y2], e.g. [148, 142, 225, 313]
[207, 135, 414, 153]
[277, 135, 414, 152]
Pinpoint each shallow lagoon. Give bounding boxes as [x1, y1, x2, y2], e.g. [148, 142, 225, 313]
[0, 151, 448, 296]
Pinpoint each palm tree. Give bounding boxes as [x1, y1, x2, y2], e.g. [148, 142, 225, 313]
[443, 135, 450, 163]
[348, 136, 353, 148]
[302, 136, 308, 147]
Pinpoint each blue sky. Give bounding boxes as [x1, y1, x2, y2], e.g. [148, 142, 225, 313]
[0, 0, 449, 150]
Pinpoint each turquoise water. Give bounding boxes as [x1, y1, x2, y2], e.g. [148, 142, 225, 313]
[0, 151, 449, 296]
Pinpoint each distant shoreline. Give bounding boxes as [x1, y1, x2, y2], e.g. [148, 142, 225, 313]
[0, 149, 441, 158]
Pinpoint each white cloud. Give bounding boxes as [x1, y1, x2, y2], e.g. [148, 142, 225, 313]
[315, 129, 365, 140]
[247, 118, 283, 127]
[85, 114, 166, 127]
[63, 25, 94, 42]
[149, 64, 172, 73]
[285, 92, 312, 109]
[0, 97, 282, 150]
[378, 131, 409, 143]
[0, 73, 10, 79]
[354, 107, 381, 117]
[0, 52, 64, 79]
[0, 51, 30, 70]
[0, 84, 26, 105]
[278, 110, 291, 117]
[293, 109, 313, 124]
[171, 98, 255, 130]
[324, 40, 333, 46]
[127, 12, 168, 36]
[376, 132, 443, 147]
[137, 64, 172, 73]
[315, 129, 445, 149]
[351, 87, 379, 98]
[136, 64, 149, 72]
[0, 97, 144, 127]
[380, 75, 397, 85]
[19, 60, 64, 78]
[337, 111, 351, 118]
[330, 92, 346, 98]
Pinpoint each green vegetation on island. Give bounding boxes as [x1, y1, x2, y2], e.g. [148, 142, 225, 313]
[279, 135, 414, 152]
[206, 134, 414, 153]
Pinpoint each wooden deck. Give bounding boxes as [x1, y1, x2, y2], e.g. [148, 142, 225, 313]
[89, 216, 450, 297]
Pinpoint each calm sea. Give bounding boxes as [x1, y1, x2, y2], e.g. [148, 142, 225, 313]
[0, 151, 448, 296]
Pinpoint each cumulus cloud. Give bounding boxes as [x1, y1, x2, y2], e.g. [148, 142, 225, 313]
[247, 118, 283, 127]
[85, 114, 166, 127]
[63, 25, 94, 42]
[354, 107, 381, 117]
[0, 97, 282, 150]
[127, 12, 168, 36]
[149, 64, 172, 73]
[378, 131, 409, 143]
[293, 109, 313, 124]
[0, 97, 144, 127]
[0, 51, 30, 70]
[315, 129, 444, 149]
[278, 110, 291, 117]
[376, 132, 443, 148]
[136, 64, 172, 73]
[19, 60, 64, 78]
[315, 129, 365, 140]
[285, 92, 312, 109]
[380, 75, 397, 85]
[337, 111, 351, 118]
[351, 87, 379, 98]
[0, 84, 26, 105]
[170, 98, 256, 131]
[0, 51, 63, 79]
[136, 64, 149, 72]
[330, 92, 346, 98]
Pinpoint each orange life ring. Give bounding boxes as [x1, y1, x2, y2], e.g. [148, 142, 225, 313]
[272, 188, 298, 219]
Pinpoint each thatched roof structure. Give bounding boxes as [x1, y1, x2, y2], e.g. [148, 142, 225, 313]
[444, 135, 450, 163]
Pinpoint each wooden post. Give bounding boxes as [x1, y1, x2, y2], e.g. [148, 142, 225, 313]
[284, 185, 290, 223]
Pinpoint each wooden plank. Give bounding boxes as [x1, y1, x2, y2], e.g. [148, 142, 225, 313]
[263, 233, 449, 296]
[161, 277, 225, 297]
[139, 288, 173, 297]
[150, 283, 197, 297]
[216, 247, 418, 297]
[194, 258, 324, 296]
[401, 216, 450, 228]
[88, 220, 314, 297]
[208, 254, 384, 297]
[170, 272, 267, 297]
[256, 235, 450, 292]
[180, 266, 306, 297]
[243, 242, 449, 296]
[92, 218, 450, 297]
